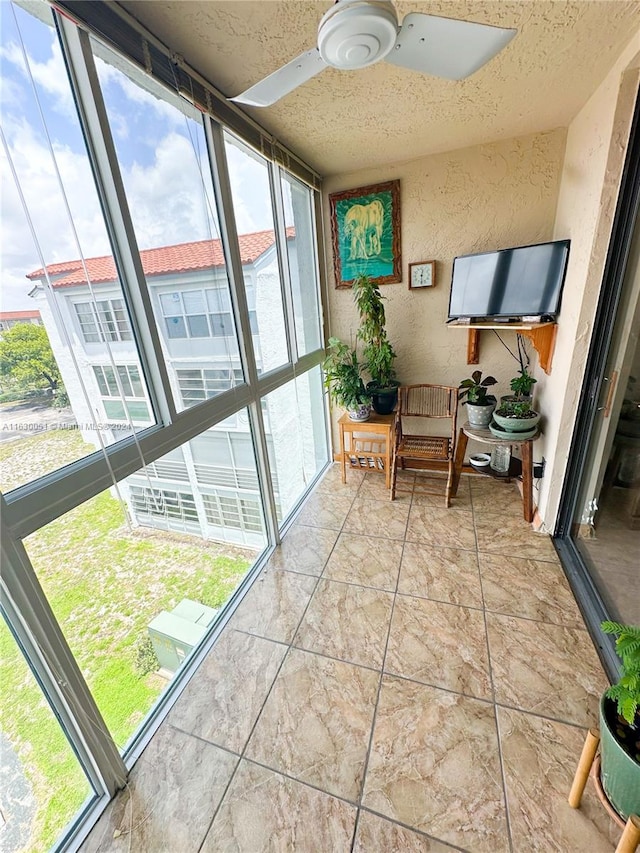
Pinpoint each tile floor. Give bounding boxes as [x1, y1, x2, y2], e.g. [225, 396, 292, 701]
[82, 466, 621, 852]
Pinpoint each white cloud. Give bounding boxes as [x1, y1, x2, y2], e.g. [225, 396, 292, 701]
[1, 31, 76, 120]
[1, 11, 286, 314]
[1, 117, 109, 310]
[123, 131, 220, 248]
[225, 141, 275, 234]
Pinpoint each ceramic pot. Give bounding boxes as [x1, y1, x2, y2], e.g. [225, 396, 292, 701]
[368, 384, 399, 415]
[466, 398, 497, 428]
[599, 694, 640, 820]
[492, 410, 540, 433]
[348, 404, 371, 422]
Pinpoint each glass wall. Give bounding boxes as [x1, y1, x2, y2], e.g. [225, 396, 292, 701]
[281, 173, 323, 357]
[225, 133, 289, 375]
[92, 40, 245, 414]
[0, 2, 326, 851]
[264, 366, 329, 522]
[0, 616, 96, 852]
[0, 1, 155, 494]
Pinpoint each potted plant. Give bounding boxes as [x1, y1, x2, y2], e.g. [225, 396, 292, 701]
[322, 336, 371, 421]
[502, 336, 538, 404]
[492, 399, 540, 433]
[458, 370, 498, 428]
[599, 621, 640, 820]
[353, 274, 399, 415]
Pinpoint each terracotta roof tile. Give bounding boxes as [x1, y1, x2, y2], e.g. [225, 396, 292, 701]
[26, 228, 294, 288]
[0, 310, 41, 320]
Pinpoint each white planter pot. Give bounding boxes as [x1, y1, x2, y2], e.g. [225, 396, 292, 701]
[466, 400, 496, 428]
[348, 404, 371, 422]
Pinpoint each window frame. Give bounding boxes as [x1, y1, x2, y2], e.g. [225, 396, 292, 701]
[73, 297, 133, 343]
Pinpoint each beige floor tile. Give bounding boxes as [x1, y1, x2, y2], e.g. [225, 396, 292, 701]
[295, 579, 393, 669]
[230, 568, 317, 642]
[412, 489, 472, 510]
[168, 630, 287, 753]
[343, 497, 410, 539]
[385, 595, 491, 699]
[406, 505, 477, 550]
[323, 533, 403, 591]
[474, 513, 559, 561]
[360, 474, 410, 502]
[470, 479, 524, 516]
[413, 474, 472, 510]
[202, 760, 356, 852]
[413, 470, 448, 487]
[486, 614, 607, 727]
[363, 676, 509, 852]
[354, 810, 453, 852]
[498, 707, 619, 852]
[268, 524, 338, 576]
[315, 462, 364, 496]
[296, 492, 355, 530]
[398, 543, 483, 607]
[246, 648, 378, 801]
[82, 726, 237, 853]
[479, 553, 583, 626]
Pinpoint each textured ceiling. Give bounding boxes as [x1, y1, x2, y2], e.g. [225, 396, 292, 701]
[118, 1, 640, 176]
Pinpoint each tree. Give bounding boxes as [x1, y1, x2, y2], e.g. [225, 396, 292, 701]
[0, 323, 65, 397]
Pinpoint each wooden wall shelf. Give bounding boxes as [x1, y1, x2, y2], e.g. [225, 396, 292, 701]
[450, 322, 558, 375]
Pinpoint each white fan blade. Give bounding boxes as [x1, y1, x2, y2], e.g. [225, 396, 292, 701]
[387, 13, 516, 80]
[231, 48, 327, 107]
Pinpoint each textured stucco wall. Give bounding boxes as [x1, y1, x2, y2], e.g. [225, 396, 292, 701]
[536, 35, 640, 529]
[322, 129, 566, 454]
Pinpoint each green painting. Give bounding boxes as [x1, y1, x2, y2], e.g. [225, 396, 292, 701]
[329, 180, 401, 287]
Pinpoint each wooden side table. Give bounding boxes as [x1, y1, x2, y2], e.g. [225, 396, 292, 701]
[451, 422, 540, 522]
[338, 412, 396, 489]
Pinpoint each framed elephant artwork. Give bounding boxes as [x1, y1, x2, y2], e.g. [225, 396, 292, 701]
[329, 180, 401, 288]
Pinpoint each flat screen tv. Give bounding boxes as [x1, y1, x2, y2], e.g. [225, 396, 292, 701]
[448, 239, 570, 321]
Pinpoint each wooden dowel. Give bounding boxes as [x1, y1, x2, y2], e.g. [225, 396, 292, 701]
[615, 816, 640, 853]
[568, 728, 600, 808]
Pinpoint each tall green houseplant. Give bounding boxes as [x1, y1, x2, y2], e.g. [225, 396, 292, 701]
[352, 274, 399, 414]
[322, 337, 371, 421]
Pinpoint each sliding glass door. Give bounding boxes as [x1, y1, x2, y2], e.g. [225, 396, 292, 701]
[555, 93, 640, 675]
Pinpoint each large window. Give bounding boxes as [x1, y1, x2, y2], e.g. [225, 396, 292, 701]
[1, 2, 326, 851]
[176, 367, 244, 407]
[92, 40, 245, 413]
[225, 133, 289, 375]
[0, 1, 155, 497]
[0, 617, 97, 852]
[158, 287, 258, 341]
[263, 366, 329, 522]
[281, 173, 323, 356]
[92, 364, 151, 423]
[74, 298, 132, 343]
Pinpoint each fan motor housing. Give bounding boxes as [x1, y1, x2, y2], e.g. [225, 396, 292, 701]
[318, 0, 398, 70]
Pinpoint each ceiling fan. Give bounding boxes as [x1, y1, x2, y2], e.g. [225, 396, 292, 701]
[231, 0, 516, 108]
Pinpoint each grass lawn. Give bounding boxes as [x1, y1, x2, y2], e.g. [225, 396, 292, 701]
[1, 432, 258, 852]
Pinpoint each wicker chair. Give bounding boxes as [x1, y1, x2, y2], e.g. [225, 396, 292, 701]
[390, 384, 459, 507]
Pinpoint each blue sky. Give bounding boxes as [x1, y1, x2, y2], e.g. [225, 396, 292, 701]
[1, 0, 275, 312]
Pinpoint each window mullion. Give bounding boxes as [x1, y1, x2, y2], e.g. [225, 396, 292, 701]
[56, 16, 175, 425]
[270, 162, 298, 364]
[0, 502, 127, 796]
[313, 191, 330, 348]
[204, 117, 258, 389]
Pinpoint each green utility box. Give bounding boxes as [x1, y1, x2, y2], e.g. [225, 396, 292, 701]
[148, 598, 218, 675]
